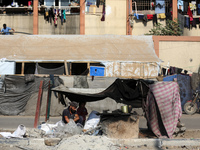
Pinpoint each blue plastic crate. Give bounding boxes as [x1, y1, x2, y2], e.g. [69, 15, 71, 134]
[90, 66, 105, 76]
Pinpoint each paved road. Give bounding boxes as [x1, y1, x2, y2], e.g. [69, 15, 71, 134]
[0, 113, 199, 130]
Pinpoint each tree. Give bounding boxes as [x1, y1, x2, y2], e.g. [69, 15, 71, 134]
[145, 19, 182, 36]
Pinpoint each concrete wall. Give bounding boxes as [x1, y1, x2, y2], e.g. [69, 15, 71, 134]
[183, 28, 200, 36]
[0, 14, 79, 35]
[132, 19, 166, 36]
[85, 0, 126, 35]
[159, 41, 200, 73]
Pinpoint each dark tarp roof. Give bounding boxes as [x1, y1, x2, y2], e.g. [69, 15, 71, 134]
[52, 79, 153, 107]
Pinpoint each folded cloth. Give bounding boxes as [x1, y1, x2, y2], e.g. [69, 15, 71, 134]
[158, 13, 166, 19]
[147, 14, 153, 20]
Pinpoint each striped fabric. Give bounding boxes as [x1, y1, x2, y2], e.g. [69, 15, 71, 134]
[146, 82, 182, 138]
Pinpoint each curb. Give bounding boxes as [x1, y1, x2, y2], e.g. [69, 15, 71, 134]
[0, 138, 29, 146]
[111, 138, 200, 147]
[0, 137, 200, 148]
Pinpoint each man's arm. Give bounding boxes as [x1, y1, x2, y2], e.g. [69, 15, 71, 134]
[64, 115, 70, 123]
[74, 114, 79, 122]
[11, 28, 15, 32]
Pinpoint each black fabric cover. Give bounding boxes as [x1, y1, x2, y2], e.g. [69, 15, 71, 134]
[0, 75, 63, 115]
[52, 79, 152, 108]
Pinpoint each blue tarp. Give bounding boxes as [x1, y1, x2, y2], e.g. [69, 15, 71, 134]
[163, 75, 177, 81]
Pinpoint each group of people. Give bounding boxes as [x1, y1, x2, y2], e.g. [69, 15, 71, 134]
[0, 24, 15, 35]
[62, 101, 88, 126]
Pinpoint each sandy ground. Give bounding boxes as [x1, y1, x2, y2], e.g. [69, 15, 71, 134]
[1, 129, 200, 150]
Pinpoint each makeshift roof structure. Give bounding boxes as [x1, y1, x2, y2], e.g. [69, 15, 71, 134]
[0, 35, 160, 63]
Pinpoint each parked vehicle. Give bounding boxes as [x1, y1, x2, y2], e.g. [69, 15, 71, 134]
[184, 90, 200, 115]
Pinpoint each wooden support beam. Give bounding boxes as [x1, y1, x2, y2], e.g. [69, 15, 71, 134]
[80, 0, 85, 35]
[87, 62, 90, 76]
[64, 60, 69, 75]
[34, 81, 43, 128]
[33, 0, 38, 35]
[21, 62, 24, 75]
[70, 63, 72, 75]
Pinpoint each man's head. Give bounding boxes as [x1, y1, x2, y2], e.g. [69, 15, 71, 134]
[79, 102, 86, 108]
[69, 101, 78, 113]
[3, 24, 6, 29]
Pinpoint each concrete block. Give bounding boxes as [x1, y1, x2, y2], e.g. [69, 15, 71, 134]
[0, 138, 29, 146]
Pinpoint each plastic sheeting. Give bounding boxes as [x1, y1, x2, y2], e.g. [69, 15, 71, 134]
[52, 79, 153, 107]
[0, 75, 63, 115]
[35, 63, 65, 75]
[0, 124, 26, 138]
[0, 61, 15, 75]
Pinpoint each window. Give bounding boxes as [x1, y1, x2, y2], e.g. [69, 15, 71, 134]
[44, 0, 55, 6]
[71, 63, 88, 75]
[133, 0, 171, 13]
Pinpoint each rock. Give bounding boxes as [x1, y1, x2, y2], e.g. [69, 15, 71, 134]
[44, 138, 61, 146]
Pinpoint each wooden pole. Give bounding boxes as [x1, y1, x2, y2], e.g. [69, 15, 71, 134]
[64, 60, 69, 75]
[33, 0, 38, 35]
[172, 0, 178, 21]
[34, 81, 43, 128]
[21, 62, 24, 75]
[80, 0, 85, 35]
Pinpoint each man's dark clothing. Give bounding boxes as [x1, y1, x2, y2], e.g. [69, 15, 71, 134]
[62, 107, 77, 124]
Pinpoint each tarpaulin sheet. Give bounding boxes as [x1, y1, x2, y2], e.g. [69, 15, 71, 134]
[163, 74, 192, 108]
[0, 75, 63, 115]
[177, 74, 192, 108]
[145, 82, 182, 138]
[0, 61, 15, 75]
[52, 79, 152, 107]
[35, 63, 65, 75]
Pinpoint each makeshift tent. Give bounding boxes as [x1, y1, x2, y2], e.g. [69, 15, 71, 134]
[52, 79, 154, 107]
[145, 82, 182, 138]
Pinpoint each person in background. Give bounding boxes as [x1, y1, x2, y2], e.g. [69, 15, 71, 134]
[77, 102, 88, 126]
[62, 101, 83, 124]
[1, 24, 15, 35]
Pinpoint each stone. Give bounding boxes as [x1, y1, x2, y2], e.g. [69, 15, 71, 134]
[44, 138, 61, 146]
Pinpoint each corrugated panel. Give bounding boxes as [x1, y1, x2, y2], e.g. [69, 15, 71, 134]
[0, 35, 160, 63]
